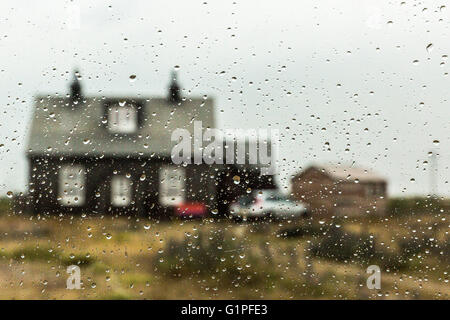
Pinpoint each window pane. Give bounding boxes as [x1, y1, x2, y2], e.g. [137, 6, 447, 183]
[58, 165, 85, 206]
[111, 175, 131, 207]
[159, 166, 185, 207]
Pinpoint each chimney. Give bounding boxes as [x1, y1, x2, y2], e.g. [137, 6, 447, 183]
[70, 69, 83, 104]
[168, 71, 181, 103]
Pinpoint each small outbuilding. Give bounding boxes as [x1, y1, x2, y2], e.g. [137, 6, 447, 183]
[291, 164, 387, 216]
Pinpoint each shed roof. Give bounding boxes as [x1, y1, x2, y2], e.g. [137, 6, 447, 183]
[300, 164, 386, 183]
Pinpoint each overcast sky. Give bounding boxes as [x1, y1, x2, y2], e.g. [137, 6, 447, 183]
[0, 0, 449, 197]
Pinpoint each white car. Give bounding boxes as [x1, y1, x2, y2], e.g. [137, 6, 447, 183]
[230, 190, 309, 221]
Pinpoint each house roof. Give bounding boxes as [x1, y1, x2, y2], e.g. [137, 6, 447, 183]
[26, 95, 215, 158]
[301, 164, 386, 183]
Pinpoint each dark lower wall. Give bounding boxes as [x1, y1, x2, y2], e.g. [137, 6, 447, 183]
[27, 156, 276, 217]
[27, 155, 217, 217]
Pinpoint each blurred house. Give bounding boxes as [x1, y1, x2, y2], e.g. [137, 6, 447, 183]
[25, 71, 274, 216]
[291, 164, 387, 216]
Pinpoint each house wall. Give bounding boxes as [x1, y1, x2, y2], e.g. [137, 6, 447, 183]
[27, 155, 218, 217]
[291, 168, 336, 216]
[27, 156, 275, 217]
[333, 181, 387, 216]
[291, 168, 387, 217]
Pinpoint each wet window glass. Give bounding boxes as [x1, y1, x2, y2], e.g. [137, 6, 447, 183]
[0, 0, 448, 302]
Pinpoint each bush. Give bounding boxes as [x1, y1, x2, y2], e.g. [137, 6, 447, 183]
[310, 226, 441, 271]
[310, 226, 375, 263]
[60, 253, 96, 266]
[153, 229, 273, 286]
[277, 223, 324, 238]
[6, 245, 95, 266]
[8, 245, 58, 262]
[387, 197, 443, 216]
[0, 197, 11, 215]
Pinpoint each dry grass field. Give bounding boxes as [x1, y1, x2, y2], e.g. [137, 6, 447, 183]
[0, 209, 448, 300]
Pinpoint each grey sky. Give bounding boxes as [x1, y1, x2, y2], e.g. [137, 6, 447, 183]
[0, 0, 449, 197]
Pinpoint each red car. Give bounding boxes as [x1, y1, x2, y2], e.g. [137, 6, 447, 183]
[175, 202, 207, 218]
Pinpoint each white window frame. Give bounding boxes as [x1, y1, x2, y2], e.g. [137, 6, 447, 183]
[159, 165, 185, 207]
[111, 175, 132, 207]
[59, 165, 85, 206]
[108, 104, 138, 134]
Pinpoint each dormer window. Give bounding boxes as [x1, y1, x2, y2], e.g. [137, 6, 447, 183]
[108, 104, 137, 134]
